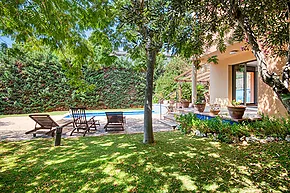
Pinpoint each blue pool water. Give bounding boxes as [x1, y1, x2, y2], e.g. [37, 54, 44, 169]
[64, 110, 151, 119]
[195, 114, 237, 125]
[64, 104, 168, 119]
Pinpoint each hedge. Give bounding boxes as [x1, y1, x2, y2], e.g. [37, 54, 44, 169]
[0, 49, 146, 114]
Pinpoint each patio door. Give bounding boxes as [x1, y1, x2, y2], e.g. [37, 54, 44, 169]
[232, 61, 257, 105]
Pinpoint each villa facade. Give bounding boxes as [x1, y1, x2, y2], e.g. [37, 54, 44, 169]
[199, 42, 288, 116]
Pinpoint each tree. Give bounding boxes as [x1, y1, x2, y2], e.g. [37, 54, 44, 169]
[172, 0, 290, 114]
[116, 0, 176, 143]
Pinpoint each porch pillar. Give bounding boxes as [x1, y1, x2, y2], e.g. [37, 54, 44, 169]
[192, 62, 197, 104]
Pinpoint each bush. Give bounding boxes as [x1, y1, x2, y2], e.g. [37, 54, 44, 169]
[176, 113, 290, 143]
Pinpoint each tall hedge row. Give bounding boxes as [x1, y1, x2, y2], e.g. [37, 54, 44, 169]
[0, 49, 146, 114]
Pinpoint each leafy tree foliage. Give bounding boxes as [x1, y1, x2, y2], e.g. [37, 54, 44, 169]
[0, 0, 115, 69]
[154, 56, 191, 102]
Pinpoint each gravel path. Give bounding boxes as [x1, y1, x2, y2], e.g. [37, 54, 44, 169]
[0, 114, 172, 141]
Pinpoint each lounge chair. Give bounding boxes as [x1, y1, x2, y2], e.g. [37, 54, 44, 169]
[70, 107, 100, 136]
[104, 112, 125, 131]
[26, 114, 61, 137]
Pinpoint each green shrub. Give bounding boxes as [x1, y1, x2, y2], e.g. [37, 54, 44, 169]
[175, 113, 290, 143]
[175, 113, 197, 134]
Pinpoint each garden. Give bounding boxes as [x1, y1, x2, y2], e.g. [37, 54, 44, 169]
[176, 113, 290, 144]
[1, 1, 290, 192]
[0, 132, 289, 192]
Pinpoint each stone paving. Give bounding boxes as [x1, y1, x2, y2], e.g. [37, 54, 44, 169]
[0, 114, 172, 141]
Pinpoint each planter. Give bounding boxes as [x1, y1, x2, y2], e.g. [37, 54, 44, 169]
[210, 110, 220, 115]
[181, 101, 190, 108]
[195, 103, 206, 112]
[227, 106, 246, 119]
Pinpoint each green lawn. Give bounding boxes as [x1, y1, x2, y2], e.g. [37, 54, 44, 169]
[0, 132, 289, 192]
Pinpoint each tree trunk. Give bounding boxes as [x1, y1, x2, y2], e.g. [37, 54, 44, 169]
[232, 7, 290, 114]
[143, 41, 156, 144]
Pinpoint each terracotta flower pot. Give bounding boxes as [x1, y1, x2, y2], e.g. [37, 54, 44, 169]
[210, 110, 220, 115]
[195, 103, 206, 112]
[181, 101, 190, 108]
[227, 106, 246, 119]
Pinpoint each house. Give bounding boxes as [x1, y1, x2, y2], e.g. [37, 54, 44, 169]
[198, 41, 288, 116]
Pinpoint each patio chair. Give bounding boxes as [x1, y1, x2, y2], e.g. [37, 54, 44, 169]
[26, 114, 61, 137]
[70, 107, 100, 136]
[104, 112, 125, 131]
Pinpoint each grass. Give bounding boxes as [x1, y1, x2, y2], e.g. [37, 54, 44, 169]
[0, 108, 143, 118]
[0, 132, 289, 192]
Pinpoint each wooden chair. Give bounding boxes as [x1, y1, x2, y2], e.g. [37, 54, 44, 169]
[104, 112, 125, 131]
[70, 107, 100, 136]
[26, 114, 60, 137]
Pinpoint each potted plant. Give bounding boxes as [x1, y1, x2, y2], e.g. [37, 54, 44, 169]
[210, 104, 220, 115]
[181, 99, 190, 108]
[194, 84, 207, 112]
[227, 100, 246, 119]
[181, 83, 191, 108]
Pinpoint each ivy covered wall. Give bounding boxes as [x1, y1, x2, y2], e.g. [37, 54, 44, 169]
[0, 47, 146, 114]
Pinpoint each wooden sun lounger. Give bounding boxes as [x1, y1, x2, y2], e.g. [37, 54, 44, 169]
[26, 114, 60, 137]
[104, 112, 125, 131]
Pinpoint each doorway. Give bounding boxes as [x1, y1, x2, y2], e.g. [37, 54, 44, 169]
[232, 61, 258, 105]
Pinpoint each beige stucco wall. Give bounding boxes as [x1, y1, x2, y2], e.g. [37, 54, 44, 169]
[257, 57, 288, 116]
[204, 42, 288, 116]
[208, 42, 256, 106]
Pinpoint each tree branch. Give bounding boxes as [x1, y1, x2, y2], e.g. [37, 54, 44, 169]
[229, 2, 290, 114]
[282, 1, 290, 88]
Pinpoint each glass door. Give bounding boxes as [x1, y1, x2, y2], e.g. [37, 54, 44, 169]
[235, 69, 244, 103]
[232, 63, 257, 105]
[246, 71, 255, 103]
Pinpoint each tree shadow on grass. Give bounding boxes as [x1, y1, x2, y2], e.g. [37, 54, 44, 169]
[0, 132, 289, 192]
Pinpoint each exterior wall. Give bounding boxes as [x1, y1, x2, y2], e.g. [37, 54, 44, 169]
[206, 42, 288, 116]
[258, 57, 288, 116]
[210, 59, 229, 106]
[209, 42, 256, 106]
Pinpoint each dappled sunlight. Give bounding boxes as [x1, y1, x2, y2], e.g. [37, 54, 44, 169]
[0, 132, 289, 192]
[171, 172, 197, 191]
[45, 158, 70, 166]
[163, 152, 177, 158]
[100, 141, 114, 147]
[114, 152, 138, 161]
[208, 153, 220, 158]
[178, 151, 197, 158]
[119, 143, 135, 148]
[209, 141, 221, 148]
[203, 182, 219, 191]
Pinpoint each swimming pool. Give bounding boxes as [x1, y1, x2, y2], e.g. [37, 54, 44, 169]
[64, 110, 151, 119]
[64, 104, 168, 119]
[195, 113, 238, 124]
